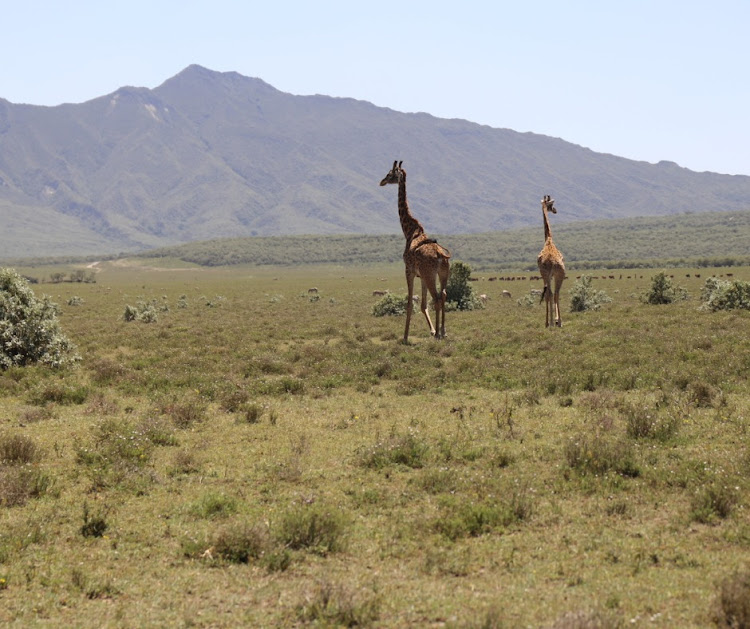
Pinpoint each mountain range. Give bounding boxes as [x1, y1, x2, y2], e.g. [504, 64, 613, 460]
[1, 64, 749, 259]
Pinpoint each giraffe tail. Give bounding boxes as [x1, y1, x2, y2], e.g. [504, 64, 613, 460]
[437, 244, 452, 259]
[539, 286, 548, 303]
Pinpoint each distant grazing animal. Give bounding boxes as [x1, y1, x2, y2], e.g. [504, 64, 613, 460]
[380, 160, 451, 342]
[308, 287, 318, 294]
[372, 290, 388, 297]
[537, 195, 565, 328]
[502, 290, 511, 299]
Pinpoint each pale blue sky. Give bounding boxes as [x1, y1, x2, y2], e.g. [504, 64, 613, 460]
[2, 1, 748, 175]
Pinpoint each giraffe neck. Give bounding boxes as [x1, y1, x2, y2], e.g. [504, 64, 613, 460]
[543, 208, 553, 242]
[398, 171, 425, 242]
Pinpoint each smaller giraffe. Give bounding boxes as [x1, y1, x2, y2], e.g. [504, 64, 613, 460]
[537, 194, 565, 328]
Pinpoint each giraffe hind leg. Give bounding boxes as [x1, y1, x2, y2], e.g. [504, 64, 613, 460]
[403, 271, 416, 343]
[554, 280, 563, 327]
[420, 280, 437, 337]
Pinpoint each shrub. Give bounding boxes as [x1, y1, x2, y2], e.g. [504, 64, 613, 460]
[0, 433, 40, 465]
[80, 502, 108, 538]
[372, 293, 408, 317]
[690, 482, 738, 524]
[211, 522, 270, 564]
[276, 502, 349, 555]
[28, 381, 89, 406]
[517, 292, 538, 307]
[0, 467, 52, 507]
[0, 268, 79, 368]
[435, 491, 531, 541]
[642, 272, 688, 305]
[75, 418, 153, 489]
[700, 277, 750, 311]
[569, 275, 613, 312]
[565, 435, 640, 478]
[713, 568, 750, 628]
[621, 401, 680, 442]
[445, 260, 484, 311]
[189, 492, 238, 520]
[357, 429, 429, 469]
[122, 299, 162, 323]
[296, 581, 380, 626]
[160, 397, 207, 428]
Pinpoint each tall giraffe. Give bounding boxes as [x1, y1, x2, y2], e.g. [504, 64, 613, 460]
[537, 194, 565, 328]
[380, 160, 451, 343]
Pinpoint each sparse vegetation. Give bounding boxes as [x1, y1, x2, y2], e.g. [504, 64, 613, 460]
[0, 261, 748, 627]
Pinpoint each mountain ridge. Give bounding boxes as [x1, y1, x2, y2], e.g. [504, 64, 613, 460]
[0, 64, 748, 258]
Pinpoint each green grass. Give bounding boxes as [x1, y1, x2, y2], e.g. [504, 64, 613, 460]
[0, 261, 749, 626]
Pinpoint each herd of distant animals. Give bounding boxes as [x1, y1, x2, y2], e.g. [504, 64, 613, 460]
[378, 160, 566, 342]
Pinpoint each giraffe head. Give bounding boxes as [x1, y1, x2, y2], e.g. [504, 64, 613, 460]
[542, 195, 556, 214]
[379, 160, 404, 186]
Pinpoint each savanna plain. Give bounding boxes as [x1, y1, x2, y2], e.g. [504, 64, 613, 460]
[1, 260, 749, 628]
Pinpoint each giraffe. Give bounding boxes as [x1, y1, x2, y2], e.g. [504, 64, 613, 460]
[537, 194, 565, 328]
[379, 160, 451, 343]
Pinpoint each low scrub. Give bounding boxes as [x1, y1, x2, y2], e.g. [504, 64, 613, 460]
[0, 467, 52, 507]
[565, 434, 640, 478]
[211, 521, 271, 564]
[296, 580, 380, 627]
[700, 276, 750, 311]
[690, 481, 738, 524]
[0, 268, 79, 368]
[569, 275, 613, 312]
[372, 293, 408, 317]
[357, 429, 430, 469]
[0, 433, 40, 465]
[275, 502, 349, 555]
[435, 489, 532, 541]
[713, 567, 750, 628]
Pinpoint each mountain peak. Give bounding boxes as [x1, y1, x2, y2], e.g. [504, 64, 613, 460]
[0, 67, 748, 259]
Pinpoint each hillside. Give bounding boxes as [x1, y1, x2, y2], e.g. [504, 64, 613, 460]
[1, 64, 749, 258]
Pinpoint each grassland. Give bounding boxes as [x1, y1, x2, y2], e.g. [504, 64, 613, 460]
[1, 260, 749, 627]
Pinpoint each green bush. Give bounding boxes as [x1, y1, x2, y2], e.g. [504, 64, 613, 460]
[642, 272, 688, 305]
[700, 277, 750, 311]
[569, 275, 613, 312]
[445, 260, 484, 311]
[0, 268, 79, 368]
[371, 293, 408, 317]
[122, 299, 164, 323]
